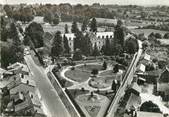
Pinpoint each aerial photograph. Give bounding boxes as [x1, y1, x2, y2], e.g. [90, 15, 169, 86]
[0, 0, 169, 117]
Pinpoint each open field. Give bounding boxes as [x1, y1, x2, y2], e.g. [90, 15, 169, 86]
[131, 29, 168, 37]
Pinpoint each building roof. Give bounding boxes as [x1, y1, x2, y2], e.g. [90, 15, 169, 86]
[0, 68, 13, 75]
[143, 53, 151, 61]
[62, 33, 75, 41]
[10, 83, 35, 95]
[137, 111, 163, 117]
[137, 64, 146, 73]
[124, 111, 163, 117]
[159, 67, 169, 83]
[125, 93, 141, 110]
[27, 92, 41, 107]
[13, 92, 24, 103]
[7, 62, 29, 73]
[131, 82, 142, 94]
[96, 32, 114, 38]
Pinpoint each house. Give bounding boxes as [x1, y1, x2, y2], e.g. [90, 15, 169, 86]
[140, 53, 151, 65]
[125, 93, 141, 110]
[128, 82, 142, 96]
[0, 68, 13, 80]
[136, 64, 146, 74]
[7, 62, 29, 75]
[9, 83, 35, 95]
[5, 91, 45, 117]
[157, 67, 169, 101]
[124, 111, 163, 117]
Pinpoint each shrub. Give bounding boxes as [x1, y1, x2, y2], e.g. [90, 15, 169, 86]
[91, 69, 99, 76]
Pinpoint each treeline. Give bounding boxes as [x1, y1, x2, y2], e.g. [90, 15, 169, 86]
[3, 5, 34, 22]
[1, 16, 24, 68]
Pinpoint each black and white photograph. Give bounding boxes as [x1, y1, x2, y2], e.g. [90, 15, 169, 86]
[0, 0, 169, 117]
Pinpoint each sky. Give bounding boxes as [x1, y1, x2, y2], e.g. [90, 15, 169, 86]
[1, 0, 169, 6]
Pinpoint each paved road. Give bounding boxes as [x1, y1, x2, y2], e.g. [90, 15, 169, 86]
[24, 55, 71, 117]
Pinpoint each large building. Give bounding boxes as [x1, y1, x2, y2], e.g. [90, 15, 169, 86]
[62, 32, 114, 52]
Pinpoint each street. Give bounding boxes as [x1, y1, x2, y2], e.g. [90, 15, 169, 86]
[24, 55, 71, 117]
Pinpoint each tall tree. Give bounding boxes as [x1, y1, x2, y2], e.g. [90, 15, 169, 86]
[92, 43, 100, 57]
[51, 31, 64, 59]
[81, 34, 92, 56]
[65, 24, 69, 33]
[1, 23, 23, 68]
[71, 21, 79, 33]
[74, 31, 83, 50]
[63, 35, 70, 54]
[81, 19, 88, 32]
[24, 22, 44, 48]
[104, 38, 112, 55]
[90, 17, 97, 32]
[125, 37, 139, 54]
[114, 20, 125, 49]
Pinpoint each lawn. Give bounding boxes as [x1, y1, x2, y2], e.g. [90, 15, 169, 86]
[99, 70, 114, 76]
[68, 89, 89, 99]
[76, 64, 103, 72]
[65, 69, 91, 82]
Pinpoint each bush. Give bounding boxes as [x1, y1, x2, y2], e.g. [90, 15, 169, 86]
[91, 69, 99, 76]
[102, 61, 107, 70]
[73, 49, 83, 61]
[158, 60, 167, 69]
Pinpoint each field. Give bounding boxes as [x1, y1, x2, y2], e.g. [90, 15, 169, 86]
[131, 29, 168, 37]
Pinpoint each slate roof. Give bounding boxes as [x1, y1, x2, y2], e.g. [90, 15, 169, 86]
[159, 67, 169, 83]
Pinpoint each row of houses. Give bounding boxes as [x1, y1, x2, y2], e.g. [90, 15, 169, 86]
[0, 62, 46, 117]
[121, 51, 169, 117]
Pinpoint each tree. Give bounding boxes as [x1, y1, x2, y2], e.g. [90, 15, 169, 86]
[113, 64, 119, 73]
[102, 61, 107, 70]
[65, 24, 69, 33]
[81, 19, 88, 32]
[1, 23, 23, 68]
[71, 21, 79, 33]
[163, 33, 169, 39]
[103, 38, 112, 55]
[112, 44, 123, 56]
[91, 68, 98, 76]
[3, 5, 13, 17]
[74, 31, 83, 51]
[25, 22, 44, 48]
[114, 20, 125, 48]
[63, 35, 70, 54]
[81, 34, 92, 56]
[154, 33, 162, 39]
[92, 43, 100, 57]
[90, 18, 97, 32]
[125, 37, 139, 54]
[140, 101, 161, 113]
[51, 31, 64, 59]
[72, 49, 82, 61]
[44, 11, 53, 24]
[53, 18, 59, 25]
